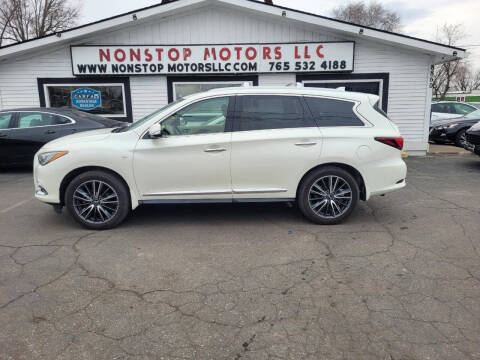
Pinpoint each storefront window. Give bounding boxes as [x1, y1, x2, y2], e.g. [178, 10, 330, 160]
[302, 79, 385, 110]
[173, 82, 250, 100]
[44, 84, 127, 117]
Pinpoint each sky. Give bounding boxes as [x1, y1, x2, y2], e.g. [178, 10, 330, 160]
[79, 0, 480, 69]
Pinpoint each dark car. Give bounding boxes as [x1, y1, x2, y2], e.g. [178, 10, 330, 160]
[429, 109, 480, 147]
[464, 121, 480, 156]
[0, 108, 124, 167]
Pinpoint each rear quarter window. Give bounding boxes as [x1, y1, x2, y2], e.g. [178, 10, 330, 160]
[305, 97, 364, 127]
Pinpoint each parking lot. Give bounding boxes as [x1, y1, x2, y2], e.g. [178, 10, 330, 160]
[0, 154, 479, 360]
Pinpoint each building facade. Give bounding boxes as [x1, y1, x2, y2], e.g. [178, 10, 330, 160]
[0, 0, 464, 155]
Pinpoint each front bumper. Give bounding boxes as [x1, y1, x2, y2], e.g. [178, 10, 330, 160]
[429, 127, 451, 142]
[33, 155, 63, 204]
[464, 141, 480, 156]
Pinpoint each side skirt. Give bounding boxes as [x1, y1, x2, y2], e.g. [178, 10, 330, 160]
[139, 198, 295, 205]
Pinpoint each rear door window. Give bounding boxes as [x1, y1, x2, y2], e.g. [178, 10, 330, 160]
[305, 97, 364, 127]
[432, 103, 451, 114]
[17, 112, 71, 128]
[235, 95, 314, 131]
[0, 113, 14, 129]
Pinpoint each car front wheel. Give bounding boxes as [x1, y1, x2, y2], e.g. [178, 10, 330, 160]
[65, 170, 130, 230]
[455, 129, 467, 148]
[297, 167, 359, 225]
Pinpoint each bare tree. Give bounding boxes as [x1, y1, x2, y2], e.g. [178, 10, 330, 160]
[431, 24, 465, 100]
[332, 1, 401, 32]
[0, 0, 16, 46]
[0, 0, 80, 45]
[452, 63, 480, 92]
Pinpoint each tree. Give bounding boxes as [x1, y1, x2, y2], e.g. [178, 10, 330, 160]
[0, 0, 80, 45]
[0, 0, 16, 46]
[332, 1, 401, 32]
[453, 63, 480, 92]
[431, 24, 465, 100]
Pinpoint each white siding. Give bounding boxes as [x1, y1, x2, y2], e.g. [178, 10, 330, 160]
[130, 76, 168, 120]
[0, 3, 433, 152]
[259, 74, 296, 86]
[0, 46, 72, 109]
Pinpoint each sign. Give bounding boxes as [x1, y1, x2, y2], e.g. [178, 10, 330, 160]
[71, 88, 102, 110]
[71, 42, 354, 76]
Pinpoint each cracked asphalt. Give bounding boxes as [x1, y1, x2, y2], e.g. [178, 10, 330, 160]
[1, 154, 480, 360]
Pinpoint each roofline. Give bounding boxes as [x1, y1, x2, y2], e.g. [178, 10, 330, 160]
[243, 0, 465, 52]
[0, 0, 465, 60]
[0, 0, 183, 51]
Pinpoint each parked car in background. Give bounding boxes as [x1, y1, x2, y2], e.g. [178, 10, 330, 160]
[0, 108, 124, 167]
[33, 86, 407, 230]
[431, 101, 478, 126]
[465, 121, 480, 156]
[429, 109, 480, 147]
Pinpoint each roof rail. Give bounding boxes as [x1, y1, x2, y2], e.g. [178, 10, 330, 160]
[286, 82, 304, 88]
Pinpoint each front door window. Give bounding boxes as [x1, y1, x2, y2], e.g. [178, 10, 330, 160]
[161, 97, 230, 136]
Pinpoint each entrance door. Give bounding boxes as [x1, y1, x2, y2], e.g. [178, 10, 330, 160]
[133, 96, 234, 201]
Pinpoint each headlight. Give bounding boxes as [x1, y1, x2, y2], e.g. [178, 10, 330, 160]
[38, 151, 69, 166]
[448, 123, 458, 128]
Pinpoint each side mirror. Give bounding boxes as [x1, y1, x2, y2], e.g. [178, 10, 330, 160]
[148, 123, 163, 138]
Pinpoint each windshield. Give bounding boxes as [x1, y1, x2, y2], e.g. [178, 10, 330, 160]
[116, 99, 184, 132]
[465, 109, 480, 119]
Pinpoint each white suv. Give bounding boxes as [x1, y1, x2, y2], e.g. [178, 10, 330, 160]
[34, 86, 407, 229]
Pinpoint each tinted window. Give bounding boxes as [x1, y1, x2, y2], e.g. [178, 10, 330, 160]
[305, 97, 364, 127]
[161, 97, 230, 136]
[47, 85, 125, 116]
[432, 103, 452, 114]
[0, 113, 13, 129]
[17, 112, 70, 128]
[236, 95, 312, 131]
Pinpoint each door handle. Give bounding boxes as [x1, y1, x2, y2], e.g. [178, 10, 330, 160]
[45, 130, 56, 134]
[295, 142, 317, 146]
[0, 134, 6, 138]
[204, 148, 227, 153]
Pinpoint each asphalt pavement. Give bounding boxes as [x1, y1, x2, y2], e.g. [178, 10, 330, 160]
[1, 154, 480, 360]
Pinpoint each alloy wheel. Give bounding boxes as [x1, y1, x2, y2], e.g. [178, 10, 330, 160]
[72, 180, 119, 224]
[460, 131, 467, 146]
[308, 175, 353, 219]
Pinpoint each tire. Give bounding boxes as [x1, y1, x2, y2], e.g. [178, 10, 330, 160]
[455, 129, 467, 148]
[297, 166, 359, 225]
[65, 170, 130, 230]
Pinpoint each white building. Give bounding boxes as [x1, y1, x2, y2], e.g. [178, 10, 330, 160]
[0, 0, 465, 155]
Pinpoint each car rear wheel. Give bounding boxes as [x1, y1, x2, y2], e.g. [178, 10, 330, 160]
[297, 167, 359, 225]
[455, 129, 467, 147]
[65, 171, 130, 230]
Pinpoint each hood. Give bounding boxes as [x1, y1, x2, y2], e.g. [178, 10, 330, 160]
[430, 116, 464, 127]
[42, 128, 113, 150]
[468, 121, 480, 132]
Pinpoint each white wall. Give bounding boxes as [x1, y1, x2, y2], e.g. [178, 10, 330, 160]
[0, 3, 433, 153]
[259, 74, 296, 87]
[130, 76, 168, 120]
